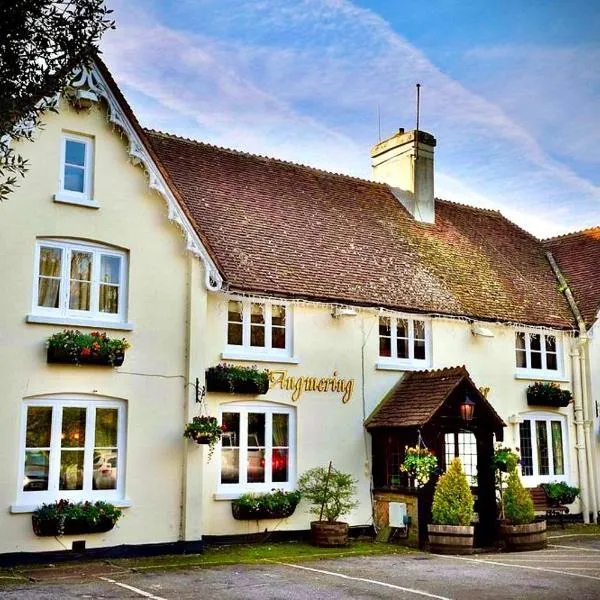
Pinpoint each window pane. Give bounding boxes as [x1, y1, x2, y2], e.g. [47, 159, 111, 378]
[71, 252, 92, 280]
[62, 407, 86, 448]
[414, 320, 425, 340]
[530, 333, 541, 352]
[397, 318, 408, 339]
[70, 252, 92, 310]
[69, 281, 91, 310]
[24, 451, 49, 491]
[414, 340, 426, 360]
[100, 255, 121, 284]
[515, 332, 526, 351]
[39, 247, 62, 277]
[248, 413, 265, 446]
[379, 336, 391, 357]
[546, 352, 558, 371]
[551, 421, 564, 475]
[250, 324, 265, 347]
[95, 408, 118, 447]
[228, 322, 243, 345]
[99, 285, 119, 314]
[516, 332, 527, 367]
[379, 317, 391, 337]
[272, 327, 285, 349]
[247, 448, 265, 483]
[59, 450, 84, 490]
[271, 305, 286, 327]
[228, 301, 242, 323]
[272, 414, 289, 446]
[38, 278, 61, 308]
[519, 421, 533, 476]
[396, 338, 409, 359]
[221, 412, 239, 484]
[272, 449, 288, 483]
[248, 413, 265, 484]
[64, 165, 85, 192]
[530, 351, 542, 370]
[536, 420, 549, 475]
[250, 303, 265, 324]
[516, 349, 527, 368]
[26, 406, 52, 447]
[93, 450, 118, 490]
[65, 140, 86, 166]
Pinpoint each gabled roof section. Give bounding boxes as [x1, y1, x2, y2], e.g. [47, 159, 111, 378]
[545, 227, 600, 327]
[144, 130, 574, 329]
[364, 366, 504, 430]
[68, 58, 224, 290]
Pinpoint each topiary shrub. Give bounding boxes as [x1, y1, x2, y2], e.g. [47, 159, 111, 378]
[503, 469, 535, 525]
[431, 458, 474, 526]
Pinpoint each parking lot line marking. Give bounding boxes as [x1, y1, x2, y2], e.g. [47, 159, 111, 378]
[270, 560, 454, 600]
[440, 555, 600, 581]
[99, 576, 168, 600]
[550, 544, 600, 552]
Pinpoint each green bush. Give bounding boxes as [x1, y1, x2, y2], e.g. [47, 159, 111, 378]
[541, 481, 580, 505]
[431, 458, 474, 526]
[298, 465, 358, 523]
[503, 469, 535, 525]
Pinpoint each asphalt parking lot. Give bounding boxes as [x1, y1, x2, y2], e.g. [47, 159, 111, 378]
[1, 535, 600, 599]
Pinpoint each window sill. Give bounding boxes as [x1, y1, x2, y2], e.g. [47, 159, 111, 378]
[376, 360, 430, 372]
[514, 371, 569, 383]
[221, 350, 299, 364]
[10, 498, 133, 514]
[54, 193, 99, 209]
[26, 314, 134, 331]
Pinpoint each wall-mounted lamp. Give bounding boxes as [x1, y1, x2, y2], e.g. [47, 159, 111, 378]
[460, 395, 476, 422]
[471, 323, 494, 337]
[332, 306, 358, 318]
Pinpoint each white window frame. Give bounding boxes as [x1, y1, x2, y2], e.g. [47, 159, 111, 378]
[222, 298, 296, 363]
[376, 314, 431, 371]
[16, 396, 127, 507]
[518, 411, 569, 487]
[55, 133, 97, 207]
[30, 239, 129, 326]
[515, 329, 564, 380]
[217, 402, 296, 497]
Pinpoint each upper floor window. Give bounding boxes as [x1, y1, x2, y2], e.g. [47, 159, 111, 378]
[225, 299, 291, 360]
[32, 239, 128, 323]
[56, 134, 95, 206]
[219, 403, 295, 495]
[519, 413, 568, 485]
[18, 397, 126, 505]
[515, 331, 561, 377]
[378, 315, 430, 368]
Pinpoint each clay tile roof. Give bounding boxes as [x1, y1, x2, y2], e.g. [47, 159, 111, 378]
[144, 130, 574, 329]
[544, 227, 600, 327]
[364, 366, 504, 429]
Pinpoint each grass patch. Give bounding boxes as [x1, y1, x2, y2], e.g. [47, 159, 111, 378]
[548, 523, 600, 537]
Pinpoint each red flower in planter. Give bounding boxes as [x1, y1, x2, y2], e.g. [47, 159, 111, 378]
[80, 347, 91, 358]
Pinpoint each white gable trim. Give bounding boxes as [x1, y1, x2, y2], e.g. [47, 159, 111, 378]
[67, 65, 223, 290]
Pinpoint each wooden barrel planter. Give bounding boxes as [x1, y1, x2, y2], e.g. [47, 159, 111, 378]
[310, 521, 349, 547]
[427, 524, 474, 555]
[500, 520, 547, 551]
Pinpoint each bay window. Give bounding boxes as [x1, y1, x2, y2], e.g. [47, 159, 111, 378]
[18, 397, 126, 506]
[219, 403, 295, 494]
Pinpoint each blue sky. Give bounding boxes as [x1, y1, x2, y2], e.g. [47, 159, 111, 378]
[101, 0, 600, 237]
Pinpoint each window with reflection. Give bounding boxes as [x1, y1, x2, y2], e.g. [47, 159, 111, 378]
[219, 404, 295, 493]
[378, 315, 429, 364]
[60, 135, 93, 201]
[515, 331, 560, 374]
[19, 398, 125, 504]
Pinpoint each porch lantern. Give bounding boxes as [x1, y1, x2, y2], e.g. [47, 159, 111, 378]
[460, 395, 476, 422]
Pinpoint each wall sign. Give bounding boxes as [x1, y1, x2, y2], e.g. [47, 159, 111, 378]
[269, 370, 355, 404]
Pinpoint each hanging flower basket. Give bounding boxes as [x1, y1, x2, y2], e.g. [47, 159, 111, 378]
[526, 382, 572, 408]
[205, 364, 269, 394]
[231, 490, 301, 520]
[47, 330, 129, 366]
[183, 416, 223, 460]
[400, 446, 438, 488]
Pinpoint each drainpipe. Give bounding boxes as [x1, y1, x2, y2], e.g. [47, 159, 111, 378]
[546, 252, 594, 523]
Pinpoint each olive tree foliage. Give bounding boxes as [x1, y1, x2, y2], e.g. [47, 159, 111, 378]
[0, 1, 114, 201]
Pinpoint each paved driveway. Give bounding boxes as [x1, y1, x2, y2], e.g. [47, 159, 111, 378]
[2, 536, 600, 599]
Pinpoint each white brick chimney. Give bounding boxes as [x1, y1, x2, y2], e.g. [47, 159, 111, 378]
[371, 128, 437, 224]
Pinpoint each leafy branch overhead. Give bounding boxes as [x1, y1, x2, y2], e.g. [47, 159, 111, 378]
[0, 1, 115, 201]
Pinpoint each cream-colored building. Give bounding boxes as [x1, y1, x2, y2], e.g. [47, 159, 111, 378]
[0, 60, 595, 562]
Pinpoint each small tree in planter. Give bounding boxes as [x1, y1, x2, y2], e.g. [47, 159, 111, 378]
[500, 466, 547, 551]
[298, 463, 358, 547]
[493, 446, 520, 520]
[183, 416, 223, 460]
[428, 458, 475, 555]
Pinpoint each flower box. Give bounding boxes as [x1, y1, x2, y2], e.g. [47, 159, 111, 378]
[205, 364, 269, 394]
[526, 382, 572, 408]
[231, 503, 298, 520]
[231, 490, 301, 521]
[47, 346, 124, 366]
[32, 516, 116, 536]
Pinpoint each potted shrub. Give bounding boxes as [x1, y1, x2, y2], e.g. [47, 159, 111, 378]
[298, 464, 358, 547]
[493, 446, 520, 521]
[428, 458, 475, 555]
[541, 481, 580, 506]
[47, 330, 130, 366]
[526, 382, 572, 408]
[500, 466, 547, 551]
[205, 364, 269, 394]
[32, 499, 123, 536]
[400, 446, 438, 488]
[183, 415, 223, 460]
[231, 489, 302, 520]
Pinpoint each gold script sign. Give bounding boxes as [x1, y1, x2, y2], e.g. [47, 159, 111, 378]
[269, 370, 355, 404]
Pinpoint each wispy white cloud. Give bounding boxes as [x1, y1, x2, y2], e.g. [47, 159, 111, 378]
[101, 0, 600, 237]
